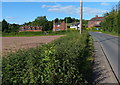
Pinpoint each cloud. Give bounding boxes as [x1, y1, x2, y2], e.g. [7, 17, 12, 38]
[41, 5, 108, 15]
[100, 2, 110, 6]
[47, 5, 79, 14]
[5, 16, 16, 19]
[5, 16, 17, 22]
[2, 0, 119, 2]
[41, 5, 60, 8]
[83, 7, 108, 15]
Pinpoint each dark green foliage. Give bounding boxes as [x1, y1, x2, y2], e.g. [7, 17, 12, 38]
[118, 3, 120, 34]
[2, 31, 93, 84]
[101, 3, 119, 34]
[54, 17, 80, 23]
[23, 16, 51, 31]
[54, 18, 59, 23]
[64, 17, 73, 23]
[2, 19, 9, 32]
[9, 24, 20, 32]
[0, 21, 2, 31]
[2, 19, 20, 33]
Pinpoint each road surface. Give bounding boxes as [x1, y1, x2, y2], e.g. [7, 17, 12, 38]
[89, 32, 119, 82]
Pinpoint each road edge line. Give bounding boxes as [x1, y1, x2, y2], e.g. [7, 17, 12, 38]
[99, 42, 119, 84]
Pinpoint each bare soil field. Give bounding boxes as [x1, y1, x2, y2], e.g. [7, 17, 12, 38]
[2, 35, 63, 55]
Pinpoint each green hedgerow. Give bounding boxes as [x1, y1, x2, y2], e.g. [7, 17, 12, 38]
[2, 31, 93, 84]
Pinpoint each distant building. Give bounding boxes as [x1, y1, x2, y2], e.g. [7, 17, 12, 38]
[88, 15, 104, 28]
[53, 21, 66, 31]
[70, 22, 80, 30]
[19, 26, 42, 32]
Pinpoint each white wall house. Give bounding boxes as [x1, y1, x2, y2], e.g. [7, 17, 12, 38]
[70, 25, 77, 30]
[70, 23, 80, 30]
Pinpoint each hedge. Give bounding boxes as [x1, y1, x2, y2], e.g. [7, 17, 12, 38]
[2, 31, 93, 84]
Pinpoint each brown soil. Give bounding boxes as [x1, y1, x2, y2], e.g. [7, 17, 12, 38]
[2, 35, 63, 55]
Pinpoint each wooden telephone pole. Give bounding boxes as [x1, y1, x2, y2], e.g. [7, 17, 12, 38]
[80, 0, 83, 34]
[66, 18, 67, 31]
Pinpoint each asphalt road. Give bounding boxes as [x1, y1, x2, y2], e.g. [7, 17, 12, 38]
[89, 32, 119, 82]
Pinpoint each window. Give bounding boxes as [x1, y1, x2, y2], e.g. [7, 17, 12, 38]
[91, 22, 94, 24]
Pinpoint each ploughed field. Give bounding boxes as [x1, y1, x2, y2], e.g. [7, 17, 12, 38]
[2, 35, 63, 54]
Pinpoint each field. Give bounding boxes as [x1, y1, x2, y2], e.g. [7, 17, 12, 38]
[2, 35, 63, 54]
[2, 31, 94, 84]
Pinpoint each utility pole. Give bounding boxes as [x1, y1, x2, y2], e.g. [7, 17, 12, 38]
[80, 0, 83, 34]
[53, 20, 55, 32]
[66, 18, 67, 31]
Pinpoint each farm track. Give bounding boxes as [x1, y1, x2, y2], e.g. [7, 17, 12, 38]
[1, 35, 64, 55]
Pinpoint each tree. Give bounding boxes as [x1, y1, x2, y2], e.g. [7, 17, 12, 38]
[9, 23, 20, 32]
[2, 19, 9, 32]
[48, 21, 53, 30]
[64, 17, 73, 23]
[54, 18, 59, 23]
[101, 3, 119, 34]
[0, 22, 2, 31]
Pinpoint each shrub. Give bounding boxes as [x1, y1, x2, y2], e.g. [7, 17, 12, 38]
[2, 31, 93, 84]
[67, 28, 76, 31]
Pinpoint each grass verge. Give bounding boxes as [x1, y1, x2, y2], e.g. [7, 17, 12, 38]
[2, 31, 68, 37]
[2, 31, 94, 84]
[90, 30, 119, 37]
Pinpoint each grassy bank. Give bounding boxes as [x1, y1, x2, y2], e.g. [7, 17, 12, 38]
[2, 31, 69, 37]
[101, 31, 119, 37]
[2, 31, 94, 84]
[89, 30, 119, 37]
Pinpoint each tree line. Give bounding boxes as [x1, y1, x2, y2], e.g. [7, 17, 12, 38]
[2, 19, 20, 33]
[2, 16, 88, 33]
[101, 2, 120, 34]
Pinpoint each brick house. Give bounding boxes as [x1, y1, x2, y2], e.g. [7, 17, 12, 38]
[19, 26, 42, 32]
[88, 15, 104, 28]
[53, 21, 66, 31]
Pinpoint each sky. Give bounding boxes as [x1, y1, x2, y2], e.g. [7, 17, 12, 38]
[2, 2, 118, 24]
[2, 0, 119, 2]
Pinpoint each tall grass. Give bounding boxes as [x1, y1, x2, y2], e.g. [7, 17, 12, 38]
[2, 31, 93, 84]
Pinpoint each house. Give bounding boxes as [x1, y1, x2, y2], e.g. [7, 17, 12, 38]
[88, 15, 104, 28]
[53, 21, 66, 31]
[70, 22, 80, 30]
[19, 26, 42, 32]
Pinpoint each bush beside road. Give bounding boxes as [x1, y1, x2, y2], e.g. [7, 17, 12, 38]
[2, 31, 94, 84]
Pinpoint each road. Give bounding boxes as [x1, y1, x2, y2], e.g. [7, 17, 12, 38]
[89, 32, 119, 82]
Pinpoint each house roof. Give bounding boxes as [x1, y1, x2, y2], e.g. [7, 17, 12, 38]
[71, 22, 80, 26]
[90, 15, 104, 21]
[55, 22, 61, 25]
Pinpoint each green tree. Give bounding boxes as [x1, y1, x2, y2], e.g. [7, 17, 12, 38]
[118, 1, 120, 34]
[2, 19, 9, 32]
[54, 18, 59, 23]
[0, 22, 2, 31]
[9, 23, 20, 32]
[64, 17, 73, 23]
[101, 3, 119, 34]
